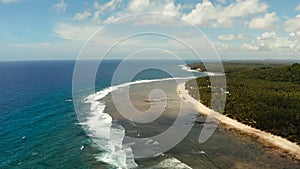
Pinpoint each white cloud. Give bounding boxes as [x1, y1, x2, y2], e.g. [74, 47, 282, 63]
[120, 0, 183, 26]
[70, 0, 270, 28]
[74, 11, 92, 20]
[52, 0, 67, 12]
[218, 34, 235, 41]
[295, 4, 300, 11]
[242, 31, 300, 52]
[94, 0, 123, 12]
[181, 0, 218, 27]
[101, 15, 114, 24]
[0, 0, 20, 4]
[128, 0, 150, 13]
[92, 10, 101, 23]
[214, 41, 233, 50]
[285, 15, 300, 32]
[120, 14, 177, 26]
[181, 3, 194, 10]
[182, 0, 268, 27]
[237, 34, 248, 40]
[259, 31, 276, 40]
[222, 0, 268, 18]
[242, 43, 259, 51]
[54, 23, 100, 41]
[128, 0, 181, 16]
[217, 34, 248, 41]
[246, 12, 278, 30]
[92, 0, 123, 23]
[162, 2, 181, 16]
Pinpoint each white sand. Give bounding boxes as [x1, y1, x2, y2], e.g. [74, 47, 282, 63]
[177, 82, 300, 160]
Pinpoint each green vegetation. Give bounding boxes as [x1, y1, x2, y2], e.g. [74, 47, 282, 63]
[187, 61, 287, 73]
[186, 62, 300, 144]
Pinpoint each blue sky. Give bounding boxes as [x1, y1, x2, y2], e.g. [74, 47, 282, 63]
[0, 0, 299, 61]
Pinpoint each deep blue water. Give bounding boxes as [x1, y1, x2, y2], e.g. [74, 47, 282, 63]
[0, 61, 85, 168]
[0, 60, 198, 168]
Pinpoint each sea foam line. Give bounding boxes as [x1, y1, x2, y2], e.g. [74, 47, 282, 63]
[180, 64, 226, 77]
[84, 77, 195, 169]
[149, 157, 192, 169]
[179, 64, 199, 72]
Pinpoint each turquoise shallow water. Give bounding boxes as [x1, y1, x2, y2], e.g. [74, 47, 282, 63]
[1, 60, 299, 168]
[102, 80, 300, 169]
[0, 60, 199, 168]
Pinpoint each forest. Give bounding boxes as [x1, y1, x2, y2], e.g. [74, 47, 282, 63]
[186, 62, 300, 144]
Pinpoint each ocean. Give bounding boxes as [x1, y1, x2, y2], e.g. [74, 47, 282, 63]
[0, 60, 299, 169]
[0, 60, 198, 168]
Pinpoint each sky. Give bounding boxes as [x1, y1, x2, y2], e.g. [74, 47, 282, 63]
[0, 0, 299, 61]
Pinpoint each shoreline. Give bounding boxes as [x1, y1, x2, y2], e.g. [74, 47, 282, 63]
[177, 82, 300, 160]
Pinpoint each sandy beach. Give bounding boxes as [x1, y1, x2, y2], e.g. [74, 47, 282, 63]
[177, 82, 300, 160]
[102, 80, 300, 168]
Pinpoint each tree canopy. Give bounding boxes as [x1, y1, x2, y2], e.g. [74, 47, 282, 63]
[186, 62, 300, 144]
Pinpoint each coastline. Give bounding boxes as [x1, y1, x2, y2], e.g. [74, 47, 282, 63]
[177, 82, 300, 160]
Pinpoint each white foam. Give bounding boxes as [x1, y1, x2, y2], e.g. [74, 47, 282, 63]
[85, 77, 194, 103]
[65, 99, 72, 102]
[179, 64, 199, 72]
[205, 72, 216, 76]
[179, 64, 225, 77]
[84, 77, 195, 169]
[150, 157, 192, 169]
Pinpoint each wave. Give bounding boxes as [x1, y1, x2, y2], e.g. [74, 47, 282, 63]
[148, 157, 192, 169]
[204, 72, 225, 76]
[84, 77, 195, 168]
[179, 64, 199, 72]
[65, 99, 73, 102]
[179, 64, 224, 77]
